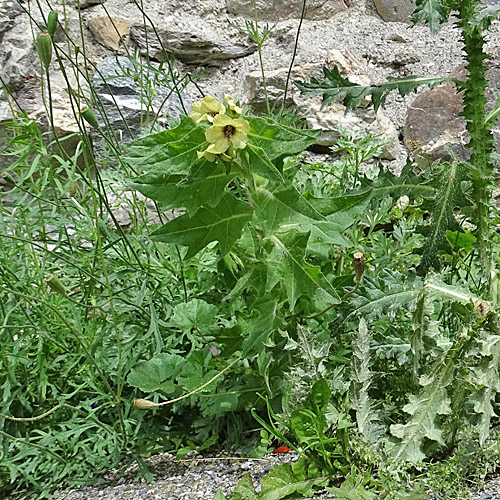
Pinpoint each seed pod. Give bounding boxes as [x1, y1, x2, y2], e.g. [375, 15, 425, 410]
[74, 44, 80, 56]
[80, 107, 99, 129]
[44, 274, 67, 296]
[36, 33, 53, 70]
[353, 252, 365, 285]
[47, 11, 58, 38]
[69, 180, 77, 198]
[134, 398, 157, 410]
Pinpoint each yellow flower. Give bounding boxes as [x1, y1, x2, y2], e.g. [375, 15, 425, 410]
[189, 95, 225, 123]
[197, 144, 235, 163]
[224, 94, 242, 115]
[205, 114, 250, 154]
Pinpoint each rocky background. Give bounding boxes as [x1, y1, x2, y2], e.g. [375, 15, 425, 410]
[0, 0, 499, 171]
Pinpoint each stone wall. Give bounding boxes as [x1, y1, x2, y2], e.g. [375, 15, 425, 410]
[0, 0, 499, 170]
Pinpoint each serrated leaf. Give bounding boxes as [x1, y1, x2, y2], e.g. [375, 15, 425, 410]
[127, 353, 185, 394]
[295, 66, 456, 112]
[151, 193, 253, 258]
[125, 115, 208, 174]
[130, 162, 237, 215]
[411, 0, 451, 33]
[169, 299, 219, 334]
[228, 472, 258, 499]
[267, 231, 340, 310]
[254, 185, 324, 234]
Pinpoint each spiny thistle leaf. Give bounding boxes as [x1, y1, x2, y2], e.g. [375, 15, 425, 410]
[345, 270, 423, 323]
[418, 162, 467, 275]
[295, 66, 458, 112]
[469, 334, 500, 445]
[411, 0, 452, 33]
[350, 318, 384, 443]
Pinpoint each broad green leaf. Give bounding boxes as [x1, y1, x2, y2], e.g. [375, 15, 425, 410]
[213, 489, 227, 500]
[169, 299, 219, 334]
[446, 230, 476, 253]
[309, 190, 372, 216]
[125, 115, 208, 174]
[411, 0, 451, 33]
[419, 162, 465, 275]
[260, 459, 328, 500]
[241, 144, 284, 182]
[130, 162, 237, 215]
[307, 379, 331, 415]
[151, 193, 253, 258]
[266, 231, 340, 310]
[241, 299, 281, 358]
[295, 66, 457, 112]
[127, 353, 185, 394]
[254, 186, 324, 234]
[246, 116, 321, 160]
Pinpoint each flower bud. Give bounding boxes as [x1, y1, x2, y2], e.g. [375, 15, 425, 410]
[36, 33, 53, 70]
[134, 398, 157, 410]
[47, 11, 58, 38]
[44, 274, 67, 296]
[80, 108, 99, 129]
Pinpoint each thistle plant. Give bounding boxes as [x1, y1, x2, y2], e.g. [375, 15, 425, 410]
[296, 0, 500, 296]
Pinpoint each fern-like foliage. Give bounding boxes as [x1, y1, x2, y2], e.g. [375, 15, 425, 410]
[295, 66, 460, 112]
[418, 162, 467, 275]
[350, 318, 384, 443]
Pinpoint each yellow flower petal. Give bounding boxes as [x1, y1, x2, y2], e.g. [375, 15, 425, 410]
[189, 95, 225, 123]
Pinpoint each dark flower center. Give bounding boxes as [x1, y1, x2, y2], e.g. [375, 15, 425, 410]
[224, 125, 236, 140]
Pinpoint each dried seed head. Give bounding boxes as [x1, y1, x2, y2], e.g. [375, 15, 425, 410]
[353, 252, 365, 285]
[36, 33, 53, 70]
[133, 398, 157, 410]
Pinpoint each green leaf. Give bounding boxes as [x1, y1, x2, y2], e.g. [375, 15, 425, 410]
[254, 186, 324, 234]
[246, 116, 321, 160]
[418, 163, 465, 275]
[346, 270, 423, 323]
[259, 459, 328, 500]
[225, 473, 258, 499]
[307, 379, 331, 415]
[411, 0, 451, 33]
[267, 231, 340, 310]
[213, 489, 227, 500]
[130, 162, 237, 215]
[127, 353, 185, 394]
[151, 193, 253, 258]
[125, 115, 208, 174]
[169, 299, 219, 334]
[295, 66, 457, 112]
[446, 230, 476, 253]
[241, 299, 281, 358]
[326, 469, 377, 500]
[242, 144, 284, 182]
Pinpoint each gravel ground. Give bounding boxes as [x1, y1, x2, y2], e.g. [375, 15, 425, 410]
[46, 450, 500, 500]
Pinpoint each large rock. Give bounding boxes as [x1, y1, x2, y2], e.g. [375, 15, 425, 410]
[92, 56, 191, 141]
[130, 15, 257, 66]
[88, 16, 129, 51]
[404, 61, 500, 167]
[246, 49, 400, 160]
[373, 0, 414, 23]
[226, 0, 350, 20]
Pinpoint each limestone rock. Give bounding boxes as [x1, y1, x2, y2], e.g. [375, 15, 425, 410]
[246, 50, 400, 160]
[373, 0, 414, 23]
[404, 62, 500, 167]
[88, 16, 129, 51]
[130, 15, 257, 65]
[226, 0, 349, 20]
[92, 56, 191, 141]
